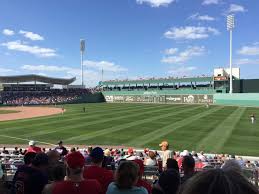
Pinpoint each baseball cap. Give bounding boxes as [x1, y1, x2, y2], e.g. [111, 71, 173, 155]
[90, 147, 104, 160]
[133, 159, 144, 175]
[29, 140, 36, 146]
[65, 151, 85, 169]
[159, 141, 169, 147]
[58, 140, 63, 145]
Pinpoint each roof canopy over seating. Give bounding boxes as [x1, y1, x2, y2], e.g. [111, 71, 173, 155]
[0, 74, 76, 85]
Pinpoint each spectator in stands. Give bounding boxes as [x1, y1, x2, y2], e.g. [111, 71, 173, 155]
[27, 140, 41, 153]
[103, 148, 115, 170]
[159, 141, 172, 169]
[106, 161, 148, 194]
[181, 155, 196, 185]
[42, 164, 66, 194]
[47, 150, 65, 182]
[133, 159, 152, 194]
[180, 169, 259, 194]
[85, 146, 93, 165]
[12, 152, 49, 194]
[125, 148, 138, 160]
[12, 147, 19, 155]
[2, 146, 9, 154]
[54, 140, 68, 156]
[83, 147, 113, 194]
[221, 159, 243, 174]
[51, 151, 101, 194]
[144, 151, 157, 166]
[166, 158, 179, 172]
[152, 169, 180, 194]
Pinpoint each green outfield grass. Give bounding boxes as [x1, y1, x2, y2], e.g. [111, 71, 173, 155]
[0, 103, 258, 156]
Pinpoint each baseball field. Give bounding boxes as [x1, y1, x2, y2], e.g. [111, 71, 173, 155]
[0, 103, 258, 156]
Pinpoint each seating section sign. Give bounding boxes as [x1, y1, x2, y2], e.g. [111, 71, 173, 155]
[104, 94, 213, 104]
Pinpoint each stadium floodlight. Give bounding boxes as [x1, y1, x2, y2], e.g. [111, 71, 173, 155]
[80, 39, 85, 87]
[227, 15, 235, 94]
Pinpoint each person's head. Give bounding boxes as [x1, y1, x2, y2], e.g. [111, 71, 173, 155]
[32, 153, 49, 171]
[70, 147, 76, 152]
[221, 159, 242, 174]
[65, 151, 85, 178]
[182, 155, 195, 174]
[24, 152, 37, 165]
[149, 151, 156, 160]
[133, 159, 144, 177]
[159, 141, 169, 151]
[47, 150, 60, 164]
[127, 148, 134, 155]
[58, 140, 63, 147]
[90, 147, 104, 165]
[51, 164, 66, 181]
[104, 149, 111, 157]
[153, 169, 180, 194]
[181, 169, 259, 194]
[115, 161, 139, 189]
[166, 158, 179, 172]
[87, 146, 92, 154]
[29, 140, 36, 147]
[15, 147, 18, 151]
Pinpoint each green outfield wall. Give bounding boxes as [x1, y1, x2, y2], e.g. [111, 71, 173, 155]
[213, 93, 259, 107]
[102, 90, 213, 104]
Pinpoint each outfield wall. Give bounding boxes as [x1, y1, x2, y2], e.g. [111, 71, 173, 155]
[213, 93, 259, 107]
[102, 90, 213, 104]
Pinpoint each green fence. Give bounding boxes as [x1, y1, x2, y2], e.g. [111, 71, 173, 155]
[213, 93, 259, 107]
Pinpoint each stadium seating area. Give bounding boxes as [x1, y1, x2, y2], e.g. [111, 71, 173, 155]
[0, 88, 99, 105]
[0, 143, 258, 194]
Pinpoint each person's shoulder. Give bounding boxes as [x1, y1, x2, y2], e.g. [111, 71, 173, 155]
[132, 186, 148, 194]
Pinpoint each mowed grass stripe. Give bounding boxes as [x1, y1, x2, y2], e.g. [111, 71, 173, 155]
[65, 105, 202, 142]
[0, 103, 151, 131]
[0, 103, 162, 134]
[195, 107, 246, 153]
[20, 104, 183, 138]
[127, 106, 224, 147]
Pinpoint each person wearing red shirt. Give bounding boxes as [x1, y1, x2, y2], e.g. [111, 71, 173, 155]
[27, 140, 42, 153]
[83, 147, 113, 194]
[48, 151, 101, 194]
[133, 159, 152, 194]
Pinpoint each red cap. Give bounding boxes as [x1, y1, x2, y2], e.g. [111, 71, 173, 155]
[133, 159, 144, 175]
[65, 151, 85, 169]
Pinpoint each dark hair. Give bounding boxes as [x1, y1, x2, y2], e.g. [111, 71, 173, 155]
[182, 156, 195, 169]
[115, 161, 139, 189]
[166, 158, 179, 172]
[158, 169, 180, 194]
[181, 169, 259, 194]
[32, 153, 49, 167]
[24, 152, 37, 165]
[51, 164, 66, 181]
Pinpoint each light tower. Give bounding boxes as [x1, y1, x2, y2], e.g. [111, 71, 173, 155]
[227, 15, 235, 94]
[80, 39, 85, 87]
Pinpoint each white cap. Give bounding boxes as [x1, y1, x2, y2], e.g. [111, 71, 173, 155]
[29, 140, 36, 146]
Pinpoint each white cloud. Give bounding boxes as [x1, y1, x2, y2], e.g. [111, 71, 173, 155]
[168, 66, 197, 76]
[1, 40, 57, 57]
[189, 13, 215, 21]
[162, 46, 205, 64]
[84, 60, 128, 72]
[202, 0, 219, 5]
[2, 29, 15, 36]
[0, 67, 13, 74]
[237, 45, 259, 56]
[136, 0, 175, 7]
[228, 4, 246, 13]
[164, 26, 219, 40]
[235, 58, 259, 65]
[164, 48, 178, 55]
[19, 30, 44, 41]
[21, 65, 71, 72]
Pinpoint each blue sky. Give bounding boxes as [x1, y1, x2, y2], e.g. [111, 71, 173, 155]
[0, 0, 259, 86]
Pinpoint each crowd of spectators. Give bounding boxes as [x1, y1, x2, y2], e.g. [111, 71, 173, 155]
[0, 88, 99, 105]
[0, 140, 259, 194]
